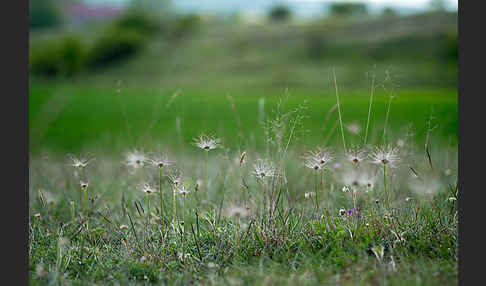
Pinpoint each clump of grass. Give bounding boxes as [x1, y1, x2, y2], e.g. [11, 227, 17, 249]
[28, 82, 457, 285]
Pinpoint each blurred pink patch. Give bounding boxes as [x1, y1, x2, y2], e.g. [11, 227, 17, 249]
[333, 163, 341, 169]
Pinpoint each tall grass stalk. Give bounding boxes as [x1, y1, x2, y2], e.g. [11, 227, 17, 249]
[364, 73, 375, 146]
[382, 92, 394, 145]
[332, 67, 347, 155]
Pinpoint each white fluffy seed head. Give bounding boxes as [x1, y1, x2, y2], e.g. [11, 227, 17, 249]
[140, 183, 156, 195]
[369, 145, 400, 168]
[178, 185, 189, 196]
[347, 146, 367, 166]
[125, 149, 146, 169]
[252, 159, 275, 180]
[69, 154, 92, 169]
[147, 153, 174, 168]
[168, 169, 183, 186]
[193, 134, 221, 151]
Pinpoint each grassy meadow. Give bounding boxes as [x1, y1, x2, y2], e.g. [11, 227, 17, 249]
[29, 10, 457, 286]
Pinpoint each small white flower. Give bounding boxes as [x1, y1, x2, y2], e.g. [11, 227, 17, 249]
[346, 122, 361, 135]
[444, 169, 452, 176]
[69, 154, 92, 169]
[405, 197, 412, 202]
[304, 192, 314, 199]
[339, 208, 346, 216]
[168, 170, 183, 186]
[347, 146, 367, 166]
[178, 185, 189, 196]
[305, 147, 334, 167]
[360, 172, 376, 192]
[140, 183, 156, 195]
[147, 154, 174, 168]
[369, 145, 400, 168]
[304, 156, 322, 170]
[252, 159, 275, 180]
[448, 197, 457, 202]
[79, 180, 89, 190]
[125, 149, 146, 169]
[193, 134, 221, 151]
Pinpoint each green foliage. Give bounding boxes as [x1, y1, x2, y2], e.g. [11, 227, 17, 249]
[441, 30, 458, 62]
[113, 10, 161, 36]
[329, 2, 368, 17]
[86, 28, 147, 69]
[128, 263, 159, 283]
[268, 5, 292, 22]
[30, 36, 86, 77]
[169, 14, 202, 40]
[29, 0, 62, 29]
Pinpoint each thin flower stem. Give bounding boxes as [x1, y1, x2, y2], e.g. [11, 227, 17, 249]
[205, 150, 209, 194]
[173, 186, 177, 223]
[314, 171, 319, 212]
[320, 171, 324, 199]
[259, 180, 264, 218]
[383, 164, 388, 209]
[183, 196, 186, 236]
[79, 188, 84, 214]
[84, 188, 88, 219]
[147, 192, 151, 223]
[159, 167, 164, 218]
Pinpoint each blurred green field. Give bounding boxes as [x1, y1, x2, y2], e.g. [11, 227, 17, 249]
[29, 11, 457, 155]
[29, 83, 457, 154]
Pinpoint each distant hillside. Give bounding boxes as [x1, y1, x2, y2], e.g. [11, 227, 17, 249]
[31, 11, 457, 91]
